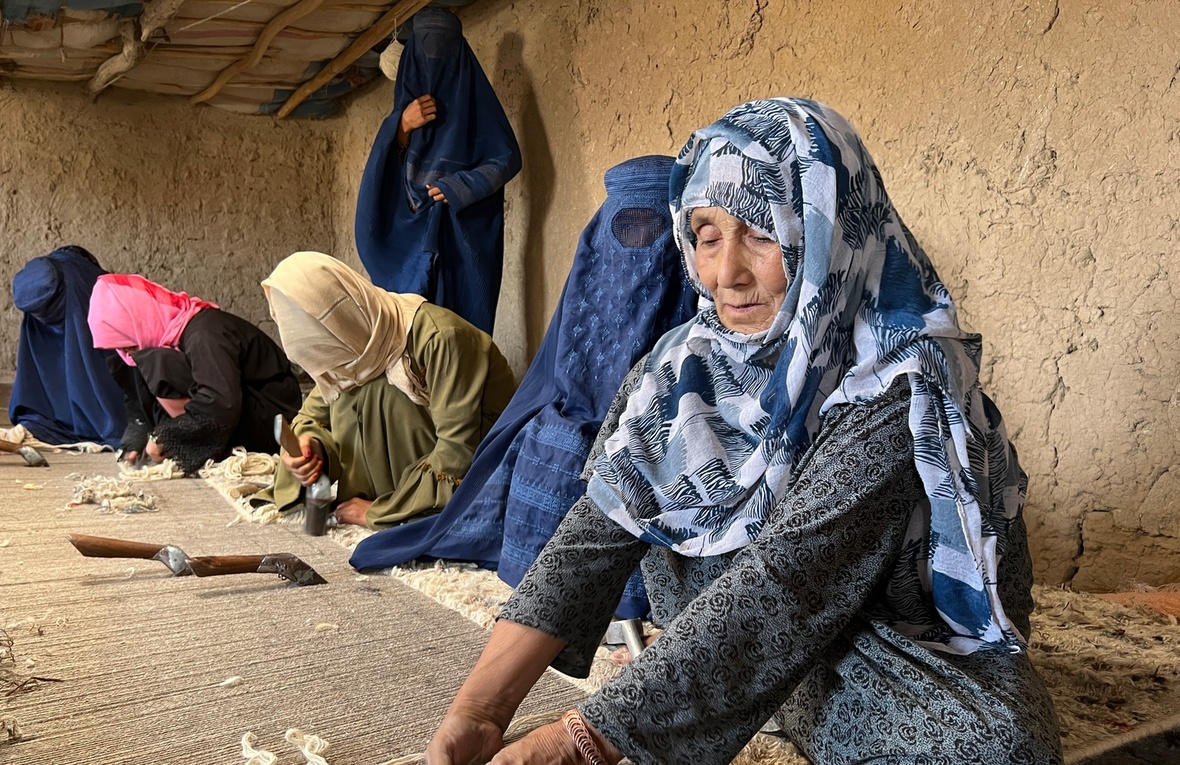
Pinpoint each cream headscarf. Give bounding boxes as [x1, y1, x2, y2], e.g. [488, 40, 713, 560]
[261, 252, 428, 405]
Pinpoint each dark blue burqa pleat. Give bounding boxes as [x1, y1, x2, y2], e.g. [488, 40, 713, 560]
[9, 247, 126, 446]
[355, 8, 521, 334]
[351, 155, 698, 617]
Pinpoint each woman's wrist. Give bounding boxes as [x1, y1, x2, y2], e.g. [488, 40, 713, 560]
[562, 710, 623, 765]
[448, 619, 567, 732]
[445, 684, 516, 734]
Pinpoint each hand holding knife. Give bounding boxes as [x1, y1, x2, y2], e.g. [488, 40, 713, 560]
[275, 415, 332, 536]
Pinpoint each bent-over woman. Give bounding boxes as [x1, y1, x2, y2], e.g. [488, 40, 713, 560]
[260, 252, 517, 528]
[424, 99, 1063, 764]
[88, 274, 302, 474]
[10, 246, 125, 447]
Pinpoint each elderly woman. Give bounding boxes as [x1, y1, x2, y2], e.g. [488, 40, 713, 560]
[424, 99, 1063, 765]
[260, 252, 517, 528]
[10, 246, 125, 447]
[88, 274, 302, 473]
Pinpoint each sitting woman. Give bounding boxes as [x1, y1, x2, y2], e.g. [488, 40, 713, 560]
[9, 245, 125, 447]
[425, 99, 1063, 765]
[260, 252, 517, 528]
[88, 274, 302, 474]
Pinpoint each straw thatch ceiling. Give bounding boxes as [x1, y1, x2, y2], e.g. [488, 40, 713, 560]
[0, 0, 471, 117]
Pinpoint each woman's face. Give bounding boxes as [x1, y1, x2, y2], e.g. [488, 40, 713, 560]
[691, 207, 788, 334]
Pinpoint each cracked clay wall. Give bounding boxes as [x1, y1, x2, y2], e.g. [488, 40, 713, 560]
[332, 0, 1179, 589]
[0, 81, 337, 358]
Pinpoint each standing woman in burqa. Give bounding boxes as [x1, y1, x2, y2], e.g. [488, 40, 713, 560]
[355, 6, 521, 335]
[9, 245, 125, 447]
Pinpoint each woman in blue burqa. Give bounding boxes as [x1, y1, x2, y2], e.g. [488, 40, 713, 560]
[355, 7, 521, 335]
[9, 246, 125, 447]
[350, 155, 698, 620]
[421, 99, 1062, 764]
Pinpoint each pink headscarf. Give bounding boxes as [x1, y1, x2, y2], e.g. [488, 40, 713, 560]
[88, 274, 218, 365]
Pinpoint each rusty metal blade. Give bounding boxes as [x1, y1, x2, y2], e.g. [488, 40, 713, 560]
[260, 553, 328, 586]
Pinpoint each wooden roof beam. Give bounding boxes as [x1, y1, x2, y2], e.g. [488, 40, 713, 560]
[190, 0, 329, 105]
[87, 0, 187, 94]
[274, 0, 430, 119]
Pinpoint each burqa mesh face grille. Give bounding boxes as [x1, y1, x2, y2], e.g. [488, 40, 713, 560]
[611, 208, 666, 248]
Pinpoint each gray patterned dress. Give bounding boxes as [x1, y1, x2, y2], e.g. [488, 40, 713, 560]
[499, 369, 1063, 765]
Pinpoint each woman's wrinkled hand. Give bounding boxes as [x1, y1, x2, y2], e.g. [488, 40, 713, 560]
[424, 711, 504, 765]
[281, 434, 324, 486]
[488, 722, 583, 765]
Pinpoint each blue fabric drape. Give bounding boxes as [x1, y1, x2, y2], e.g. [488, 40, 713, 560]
[9, 246, 125, 446]
[355, 8, 521, 334]
[351, 155, 698, 615]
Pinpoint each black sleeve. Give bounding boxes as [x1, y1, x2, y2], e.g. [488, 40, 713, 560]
[152, 312, 243, 473]
[106, 354, 152, 456]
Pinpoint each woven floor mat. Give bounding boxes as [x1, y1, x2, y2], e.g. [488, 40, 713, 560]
[0, 453, 584, 764]
[5, 452, 1180, 764]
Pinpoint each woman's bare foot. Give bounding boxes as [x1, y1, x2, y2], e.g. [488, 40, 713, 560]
[334, 497, 372, 526]
[607, 631, 661, 665]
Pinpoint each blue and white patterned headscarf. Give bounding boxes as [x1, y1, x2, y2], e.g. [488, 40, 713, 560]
[586, 98, 1028, 653]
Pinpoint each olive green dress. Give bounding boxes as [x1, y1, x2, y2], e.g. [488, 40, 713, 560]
[266, 303, 516, 528]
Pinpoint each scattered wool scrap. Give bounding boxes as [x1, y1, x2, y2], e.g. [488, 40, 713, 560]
[69, 475, 136, 503]
[21, 483, 43, 491]
[285, 728, 330, 765]
[63, 441, 108, 453]
[4, 620, 44, 637]
[0, 539, 10, 548]
[98, 496, 158, 514]
[218, 676, 244, 687]
[68, 475, 159, 514]
[241, 732, 277, 765]
[313, 623, 338, 632]
[231, 501, 281, 527]
[200, 448, 277, 482]
[120, 458, 185, 480]
[1, 715, 20, 742]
